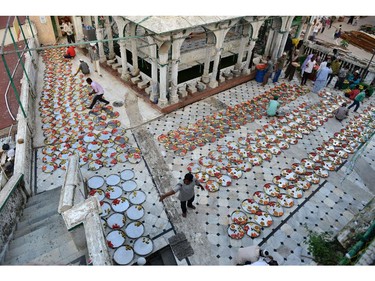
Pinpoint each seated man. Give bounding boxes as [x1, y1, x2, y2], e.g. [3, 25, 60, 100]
[74, 59, 90, 76]
[63, 46, 76, 59]
[335, 102, 349, 121]
[236, 245, 269, 265]
[266, 95, 280, 117]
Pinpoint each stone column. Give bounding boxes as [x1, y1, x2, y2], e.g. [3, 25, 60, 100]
[130, 23, 139, 76]
[170, 35, 184, 104]
[209, 29, 227, 88]
[170, 58, 179, 104]
[300, 17, 315, 54]
[158, 52, 169, 106]
[234, 34, 248, 71]
[72, 16, 84, 44]
[278, 31, 289, 58]
[264, 28, 275, 56]
[96, 28, 106, 63]
[209, 47, 223, 88]
[242, 39, 256, 75]
[295, 16, 306, 38]
[303, 16, 315, 43]
[272, 31, 283, 59]
[94, 17, 106, 63]
[201, 45, 213, 83]
[105, 16, 115, 59]
[149, 43, 159, 102]
[119, 40, 131, 81]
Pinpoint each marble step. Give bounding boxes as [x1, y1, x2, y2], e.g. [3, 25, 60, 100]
[8, 215, 66, 251]
[25, 240, 86, 265]
[26, 187, 61, 207]
[14, 213, 62, 239]
[5, 232, 73, 265]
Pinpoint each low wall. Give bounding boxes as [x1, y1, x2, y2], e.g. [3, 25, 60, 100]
[13, 38, 39, 195]
[0, 173, 28, 264]
[0, 37, 39, 263]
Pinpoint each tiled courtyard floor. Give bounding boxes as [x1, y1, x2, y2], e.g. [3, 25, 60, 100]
[33, 45, 375, 265]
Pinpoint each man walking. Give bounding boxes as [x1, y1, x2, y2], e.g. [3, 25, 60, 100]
[159, 173, 204, 218]
[261, 56, 274, 86]
[86, 78, 110, 109]
[312, 62, 332, 93]
[89, 43, 102, 77]
[301, 55, 316, 86]
[272, 52, 287, 83]
[347, 89, 367, 113]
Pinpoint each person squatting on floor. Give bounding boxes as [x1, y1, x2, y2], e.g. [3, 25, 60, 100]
[86, 78, 110, 109]
[335, 102, 349, 121]
[266, 95, 281, 117]
[74, 59, 90, 76]
[235, 245, 278, 266]
[63, 46, 76, 59]
[159, 172, 204, 218]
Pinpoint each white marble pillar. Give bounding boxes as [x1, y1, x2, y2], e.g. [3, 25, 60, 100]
[295, 17, 306, 38]
[272, 31, 283, 60]
[278, 31, 289, 58]
[209, 47, 222, 88]
[105, 17, 115, 59]
[170, 36, 183, 104]
[94, 17, 106, 63]
[234, 34, 248, 70]
[130, 23, 139, 76]
[201, 45, 212, 83]
[303, 16, 315, 43]
[264, 28, 275, 56]
[96, 28, 106, 63]
[149, 44, 159, 102]
[209, 28, 228, 88]
[72, 16, 84, 43]
[242, 39, 256, 75]
[158, 52, 169, 106]
[119, 40, 131, 81]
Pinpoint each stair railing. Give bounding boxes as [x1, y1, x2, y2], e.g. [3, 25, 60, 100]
[58, 154, 112, 265]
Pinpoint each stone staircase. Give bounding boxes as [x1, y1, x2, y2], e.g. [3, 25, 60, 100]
[146, 245, 178, 265]
[2, 187, 87, 265]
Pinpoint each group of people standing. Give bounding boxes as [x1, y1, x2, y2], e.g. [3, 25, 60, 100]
[261, 41, 371, 120]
